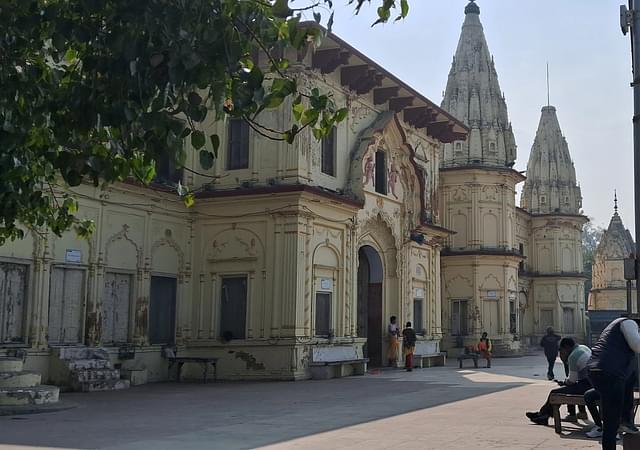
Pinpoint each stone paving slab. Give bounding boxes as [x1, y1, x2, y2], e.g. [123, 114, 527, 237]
[0, 355, 625, 449]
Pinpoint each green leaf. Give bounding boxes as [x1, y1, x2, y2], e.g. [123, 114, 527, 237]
[210, 134, 220, 156]
[293, 102, 305, 121]
[401, 0, 409, 18]
[183, 192, 195, 208]
[335, 107, 348, 122]
[199, 150, 215, 170]
[191, 130, 206, 149]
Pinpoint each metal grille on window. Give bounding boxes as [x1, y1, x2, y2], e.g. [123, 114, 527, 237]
[220, 276, 247, 340]
[413, 298, 424, 335]
[374, 150, 387, 195]
[227, 119, 250, 170]
[321, 127, 336, 176]
[149, 276, 176, 345]
[315, 292, 331, 337]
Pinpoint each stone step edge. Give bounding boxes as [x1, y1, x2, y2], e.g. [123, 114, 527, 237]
[0, 400, 77, 416]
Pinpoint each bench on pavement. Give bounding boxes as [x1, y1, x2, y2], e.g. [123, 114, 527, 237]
[309, 346, 368, 380]
[457, 353, 479, 369]
[549, 392, 640, 434]
[162, 346, 217, 383]
[413, 341, 446, 368]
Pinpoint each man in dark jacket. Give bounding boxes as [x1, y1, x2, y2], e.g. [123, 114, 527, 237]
[540, 327, 561, 380]
[587, 317, 640, 450]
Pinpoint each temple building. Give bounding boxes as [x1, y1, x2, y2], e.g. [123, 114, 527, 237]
[439, 0, 587, 353]
[0, 1, 590, 391]
[588, 195, 636, 312]
[0, 26, 465, 385]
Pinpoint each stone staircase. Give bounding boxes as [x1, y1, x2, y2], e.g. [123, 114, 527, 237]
[53, 347, 130, 392]
[0, 356, 60, 408]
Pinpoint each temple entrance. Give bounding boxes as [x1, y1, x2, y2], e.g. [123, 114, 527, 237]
[357, 246, 384, 367]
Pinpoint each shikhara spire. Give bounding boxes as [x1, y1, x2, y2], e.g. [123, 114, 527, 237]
[520, 105, 582, 214]
[440, 0, 517, 168]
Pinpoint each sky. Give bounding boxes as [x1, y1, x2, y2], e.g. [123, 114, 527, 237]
[321, 0, 635, 234]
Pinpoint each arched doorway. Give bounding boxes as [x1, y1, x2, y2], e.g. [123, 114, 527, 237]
[357, 246, 384, 367]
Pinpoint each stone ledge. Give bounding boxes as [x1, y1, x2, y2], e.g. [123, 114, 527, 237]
[0, 400, 77, 416]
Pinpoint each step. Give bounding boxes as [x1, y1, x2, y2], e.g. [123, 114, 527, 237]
[0, 358, 23, 373]
[67, 359, 112, 371]
[0, 385, 59, 406]
[0, 371, 41, 388]
[73, 369, 120, 383]
[74, 379, 130, 393]
[57, 347, 109, 361]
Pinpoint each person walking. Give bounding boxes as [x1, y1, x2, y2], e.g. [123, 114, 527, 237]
[386, 316, 399, 367]
[478, 332, 492, 368]
[402, 322, 417, 371]
[587, 317, 640, 450]
[540, 327, 561, 380]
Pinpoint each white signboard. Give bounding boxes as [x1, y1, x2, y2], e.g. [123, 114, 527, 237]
[487, 290, 497, 299]
[65, 249, 82, 264]
[415, 288, 425, 299]
[320, 278, 333, 291]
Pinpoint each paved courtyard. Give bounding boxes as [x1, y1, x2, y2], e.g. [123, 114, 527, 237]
[0, 354, 624, 450]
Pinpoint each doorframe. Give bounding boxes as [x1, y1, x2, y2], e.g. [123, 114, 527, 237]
[216, 271, 251, 342]
[102, 268, 136, 346]
[149, 272, 178, 346]
[0, 257, 32, 346]
[357, 244, 386, 367]
[48, 263, 89, 346]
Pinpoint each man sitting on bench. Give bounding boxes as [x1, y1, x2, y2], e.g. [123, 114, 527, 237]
[526, 338, 592, 426]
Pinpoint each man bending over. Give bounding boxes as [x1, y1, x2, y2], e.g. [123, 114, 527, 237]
[526, 338, 592, 425]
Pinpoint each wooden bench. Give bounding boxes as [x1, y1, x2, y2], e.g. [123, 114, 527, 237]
[162, 347, 217, 383]
[457, 353, 479, 369]
[309, 346, 368, 380]
[549, 392, 640, 434]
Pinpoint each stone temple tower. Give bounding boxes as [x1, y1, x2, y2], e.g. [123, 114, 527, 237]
[518, 105, 588, 340]
[589, 195, 635, 312]
[439, 0, 525, 353]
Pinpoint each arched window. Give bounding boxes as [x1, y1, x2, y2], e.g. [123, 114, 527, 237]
[375, 150, 387, 195]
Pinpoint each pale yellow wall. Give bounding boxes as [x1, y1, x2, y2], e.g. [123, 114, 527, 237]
[439, 168, 520, 252]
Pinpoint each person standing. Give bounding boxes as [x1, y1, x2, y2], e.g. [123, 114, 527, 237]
[587, 317, 640, 450]
[478, 332, 492, 368]
[387, 316, 399, 367]
[540, 327, 561, 380]
[402, 322, 417, 371]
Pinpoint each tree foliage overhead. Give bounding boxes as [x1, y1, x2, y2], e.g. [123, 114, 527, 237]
[0, 0, 409, 244]
[582, 221, 604, 304]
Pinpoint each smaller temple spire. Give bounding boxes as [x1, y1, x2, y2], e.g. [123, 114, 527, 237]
[614, 189, 619, 214]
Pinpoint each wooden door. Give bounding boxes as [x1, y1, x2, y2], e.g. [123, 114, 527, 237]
[0, 263, 27, 343]
[367, 283, 383, 367]
[102, 273, 131, 344]
[149, 276, 176, 345]
[48, 267, 85, 345]
[482, 300, 499, 336]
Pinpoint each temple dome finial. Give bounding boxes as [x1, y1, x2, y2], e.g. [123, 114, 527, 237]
[465, 0, 480, 15]
[614, 189, 618, 214]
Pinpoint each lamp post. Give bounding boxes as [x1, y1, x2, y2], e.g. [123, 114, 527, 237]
[621, 1, 640, 314]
